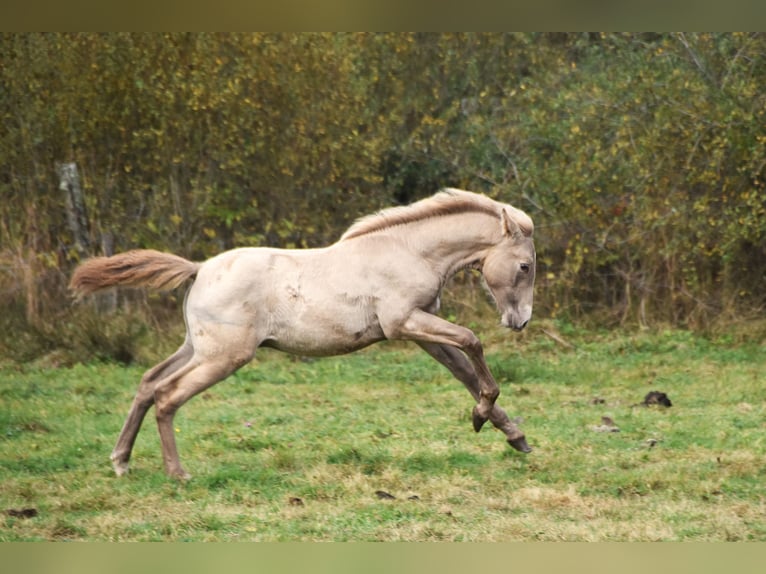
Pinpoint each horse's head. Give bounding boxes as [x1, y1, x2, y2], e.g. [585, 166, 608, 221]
[482, 208, 536, 331]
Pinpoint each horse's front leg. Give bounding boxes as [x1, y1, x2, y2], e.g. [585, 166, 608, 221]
[388, 309, 500, 433]
[417, 342, 531, 452]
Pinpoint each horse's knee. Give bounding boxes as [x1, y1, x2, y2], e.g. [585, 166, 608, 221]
[482, 386, 500, 403]
[460, 331, 485, 358]
[153, 383, 181, 419]
[154, 400, 176, 422]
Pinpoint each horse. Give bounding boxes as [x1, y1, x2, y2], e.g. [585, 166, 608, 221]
[69, 188, 536, 479]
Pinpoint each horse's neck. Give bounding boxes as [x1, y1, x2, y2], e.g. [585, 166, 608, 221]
[401, 214, 500, 278]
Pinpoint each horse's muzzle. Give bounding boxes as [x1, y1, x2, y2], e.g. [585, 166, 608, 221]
[501, 312, 530, 331]
[512, 319, 529, 332]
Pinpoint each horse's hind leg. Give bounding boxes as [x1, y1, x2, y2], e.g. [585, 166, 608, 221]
[152, 352, 251, 479]
[416, 342, 531, 453]
[110, 340, 194, 476]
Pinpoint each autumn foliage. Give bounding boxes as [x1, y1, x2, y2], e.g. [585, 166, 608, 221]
[1, 33, 765, 359]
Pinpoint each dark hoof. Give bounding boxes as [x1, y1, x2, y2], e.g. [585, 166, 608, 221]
[507, 435, 532, 453]
[472, 407, 488, 432]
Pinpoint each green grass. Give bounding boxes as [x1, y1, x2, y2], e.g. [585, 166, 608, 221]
[1, 323, 765, 541]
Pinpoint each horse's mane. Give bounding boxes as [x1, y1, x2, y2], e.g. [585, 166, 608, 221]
[340, 188, 533, 241]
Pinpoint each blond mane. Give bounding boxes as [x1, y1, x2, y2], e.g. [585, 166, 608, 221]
[340, 188, 533, 241]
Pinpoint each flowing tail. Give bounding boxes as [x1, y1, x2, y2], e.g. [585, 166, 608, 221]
[69, 249, 201, 298]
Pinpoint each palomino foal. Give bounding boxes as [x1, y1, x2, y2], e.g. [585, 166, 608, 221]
[70, 188, 536, 479]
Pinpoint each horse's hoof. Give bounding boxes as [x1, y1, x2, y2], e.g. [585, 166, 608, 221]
[507, 435, 532, 453]
[165, 466, 192, 481]
[472, 407, 488, 432]
[112, 459, 130, 477]
[171, 470, 192, 481]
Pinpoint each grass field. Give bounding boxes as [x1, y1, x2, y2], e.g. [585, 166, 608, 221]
[1, 321, 765, 541]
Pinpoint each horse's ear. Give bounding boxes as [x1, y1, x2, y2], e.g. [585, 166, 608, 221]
[501, 208, 523, 239]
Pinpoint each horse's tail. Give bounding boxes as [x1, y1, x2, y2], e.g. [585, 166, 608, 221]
[69, 249, 201, 298]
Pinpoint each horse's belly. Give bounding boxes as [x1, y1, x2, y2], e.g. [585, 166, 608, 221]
[265, 322, 386, 357]
[264, 302, 387, 357]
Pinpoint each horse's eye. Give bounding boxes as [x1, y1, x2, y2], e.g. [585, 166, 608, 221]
[520, 263, 530, 273]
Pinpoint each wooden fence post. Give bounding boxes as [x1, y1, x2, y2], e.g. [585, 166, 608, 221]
[58, 162, 117, 312]
[57, 162, 90, 259]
